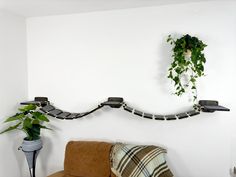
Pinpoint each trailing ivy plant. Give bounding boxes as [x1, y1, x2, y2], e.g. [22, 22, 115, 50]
[167, 34, 207, 102]
[0, 104, 51, 141]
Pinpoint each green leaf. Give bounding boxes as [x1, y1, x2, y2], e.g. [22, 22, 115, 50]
[19, 104, 37, 112]
[32, 112, 42, 118]
[37, 114, 49, 122]
[32, 112, 49, 122]
[0, 122, 21, 134]
[167, 71, 173, 79]
[32, 119, 40, 125]
[175, 67, 181, 74]
[23, 117, 32, 129]
[190, 77, 196, 83]
[39, 125, 52, 130]
[173, 76, 180, 85]
[4, 113, 24, 123]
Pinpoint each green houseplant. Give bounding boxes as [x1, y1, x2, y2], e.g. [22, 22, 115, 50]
[167, 34, 207, 102]
[0, 104, 50, 140]
[0, 104, 51, 177]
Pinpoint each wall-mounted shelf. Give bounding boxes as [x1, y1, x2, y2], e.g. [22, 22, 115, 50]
[21, 97, 230, 121]
[198, 100, 230, 112]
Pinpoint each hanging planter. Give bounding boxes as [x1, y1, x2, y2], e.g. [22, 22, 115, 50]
[167, 34, 207, 102]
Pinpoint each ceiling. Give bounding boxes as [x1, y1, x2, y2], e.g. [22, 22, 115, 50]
[0, 0, 230, 17]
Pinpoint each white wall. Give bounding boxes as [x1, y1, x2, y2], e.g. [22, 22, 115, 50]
[27, 1, 236, 177]
[0, 10, 28, 177]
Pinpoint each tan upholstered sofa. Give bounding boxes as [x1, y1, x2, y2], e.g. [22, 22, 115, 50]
[48, 141, 116, 177]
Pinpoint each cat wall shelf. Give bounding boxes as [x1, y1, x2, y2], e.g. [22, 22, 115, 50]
[21, 97, 230, 121]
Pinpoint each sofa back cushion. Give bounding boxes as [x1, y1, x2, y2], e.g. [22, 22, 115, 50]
[64, 141, 113, 177]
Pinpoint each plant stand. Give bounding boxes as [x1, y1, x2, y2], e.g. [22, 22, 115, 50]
[19, 138, 43, 177]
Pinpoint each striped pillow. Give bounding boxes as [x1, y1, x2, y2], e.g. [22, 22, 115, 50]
[110, 143, 173, 177]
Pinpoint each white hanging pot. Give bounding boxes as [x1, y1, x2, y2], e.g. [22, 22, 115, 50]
[20, 138, 43, 177]
[184, 49, 192, 59]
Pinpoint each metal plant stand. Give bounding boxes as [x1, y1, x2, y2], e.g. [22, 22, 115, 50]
[19, 138, 43, 177]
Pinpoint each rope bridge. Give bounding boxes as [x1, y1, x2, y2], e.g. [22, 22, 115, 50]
[21, 97, 230, 121]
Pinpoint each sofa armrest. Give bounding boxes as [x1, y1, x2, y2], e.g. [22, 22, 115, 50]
[47, 171, 65, 177]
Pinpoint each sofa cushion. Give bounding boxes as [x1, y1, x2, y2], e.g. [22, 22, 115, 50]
[111, 143, 173, 177]
[64, 141, 113, 177]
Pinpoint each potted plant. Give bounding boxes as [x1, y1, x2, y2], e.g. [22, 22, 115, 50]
[167, 34, 207, 102]
[0, 104, 51, 177]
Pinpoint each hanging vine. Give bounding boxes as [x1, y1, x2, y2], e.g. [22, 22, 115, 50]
[167, 34, 207, 102]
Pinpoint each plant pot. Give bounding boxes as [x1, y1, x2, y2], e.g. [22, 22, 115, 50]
[21, 138, 43, 177]
[184, 49, 192, 59]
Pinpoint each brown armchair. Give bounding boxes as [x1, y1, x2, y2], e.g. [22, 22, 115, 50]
[47, 141, 116, 177]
